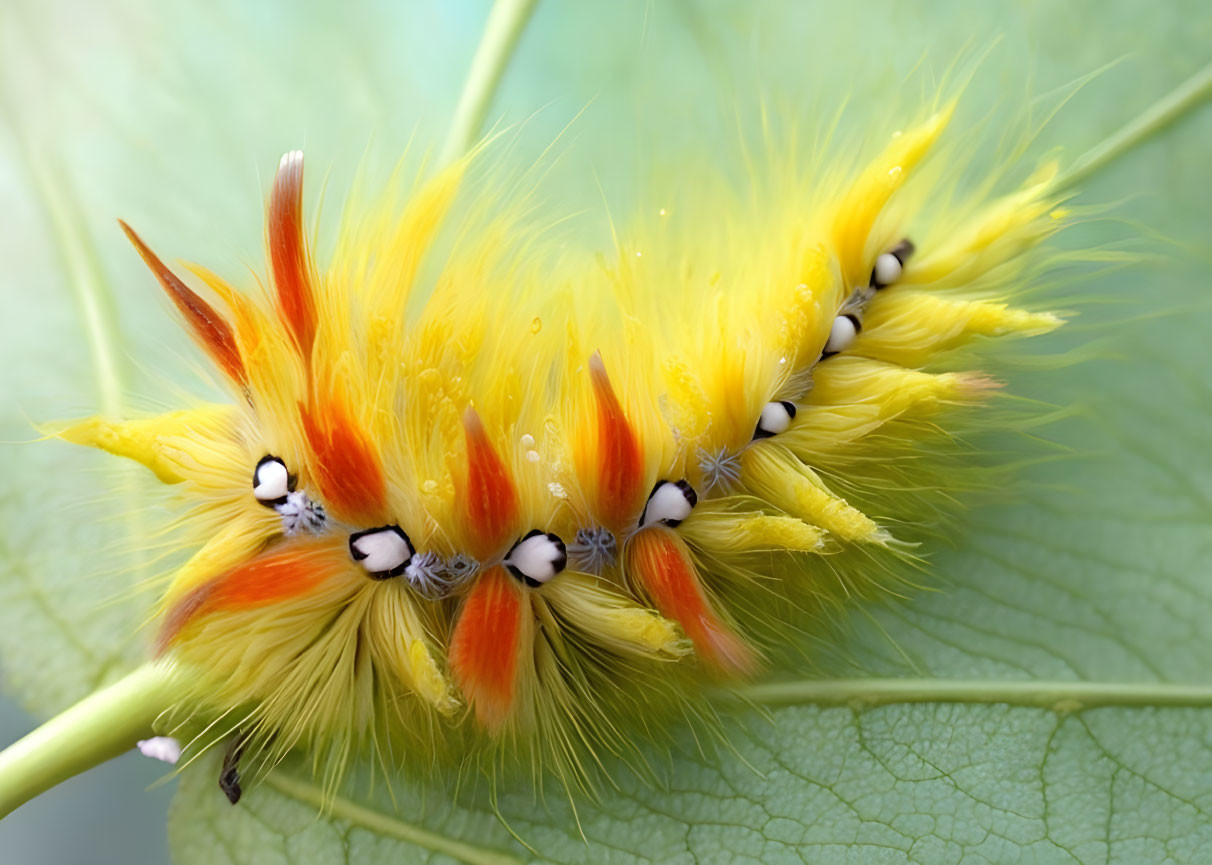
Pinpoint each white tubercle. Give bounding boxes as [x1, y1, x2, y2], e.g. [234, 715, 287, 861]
[350, 526, 413, 575]
[253, 457, 290, 502]
[137, 737, 182, 764]
[758, 401, 796, 437]
[873, 252, 903, 286]
[824, 314, 859, 355]
[640, 480, 697, 528]
[505, 532, 567, 584]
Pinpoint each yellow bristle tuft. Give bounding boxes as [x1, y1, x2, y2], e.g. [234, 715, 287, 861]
[741, 445, 885, 544]
[831, 106, 954, 288]
[785, 357, 1000, 455]
[48, 408, 244, 487]
[541, 574, 688, 659]
[857, 292, 1063, 366]
[682, 506, 826, 554]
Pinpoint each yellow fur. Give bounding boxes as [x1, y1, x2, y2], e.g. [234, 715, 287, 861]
[52, 103, 1069, 791]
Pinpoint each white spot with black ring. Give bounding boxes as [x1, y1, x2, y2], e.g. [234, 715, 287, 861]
[872, 238, 915, 288]
[639, 480, 697, 529]
[754, 400, 797, 440]
[349, 525, 414, 579]
[505, 530, 567, 587]
[253, 455, 294, 506]
[822, 314, 860, 357]
[873, 252, 903, 286]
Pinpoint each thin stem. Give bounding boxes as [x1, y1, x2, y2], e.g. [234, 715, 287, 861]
[1056, 60, 1212, 191]
[0, 663, 177, 819]
[25, 145, 126, 417]
[438, 0, 540, 168]
[734, 678, 1212, 711]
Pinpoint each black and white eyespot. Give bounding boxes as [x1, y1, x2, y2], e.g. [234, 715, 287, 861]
[872, 252, 903, 286]
[253, 455, 295, 506]
[753, 400, 797, 440]
[871, 238, 915, 288]
[822, 314, 860, 358]
[349, 525, 414, 579]
[504, 529, 567, 588]
[638, 479, 698, 529]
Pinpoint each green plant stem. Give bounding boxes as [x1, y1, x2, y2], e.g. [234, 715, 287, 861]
[438, 0, 539, 167]
[735, 677, 1212, 711]
[23, 144, 125, 417]
[0, 663, 177, 819]
[1056, 60, 1212, 190]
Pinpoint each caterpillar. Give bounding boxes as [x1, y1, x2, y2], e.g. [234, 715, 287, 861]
[41, 93, 1076, 804]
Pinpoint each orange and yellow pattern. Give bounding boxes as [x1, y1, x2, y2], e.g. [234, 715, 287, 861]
[51, 105, 1068, 790]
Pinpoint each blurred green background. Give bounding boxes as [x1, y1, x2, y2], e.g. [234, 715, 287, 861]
[0, 698, 173, 863]
[1, 1, 1209, 864]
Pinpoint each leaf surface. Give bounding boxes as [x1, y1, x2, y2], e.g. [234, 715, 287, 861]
[1, 1, 1210, 863]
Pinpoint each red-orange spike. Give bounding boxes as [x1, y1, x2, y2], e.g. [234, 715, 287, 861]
[461, 407, 519, 560]
[448, 565, 532, 731]
[156, 539, 348, 652]
[589, 351, 645, 534]
[119, 220, 247, 386]
[300, 389, 386, 524]
[268, 150, 318, 356]
[625, 527, 758, 678]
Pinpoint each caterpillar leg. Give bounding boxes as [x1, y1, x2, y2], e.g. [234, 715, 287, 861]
[219, 735, 245, 805]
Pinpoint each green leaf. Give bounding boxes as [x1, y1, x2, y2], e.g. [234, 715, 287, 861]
[2, 1, 1211, 863]
[171, 702, 1212, 865]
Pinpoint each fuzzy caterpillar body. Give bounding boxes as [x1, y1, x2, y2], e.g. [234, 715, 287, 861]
[54, 96, 1066, 794]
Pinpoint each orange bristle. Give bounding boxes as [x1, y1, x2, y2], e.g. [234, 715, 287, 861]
[118, 220, 247, 387]
[460, 408, 519, 560]
[625, 527, 758, 678]
[588, 352, 644, 535]
[268, 151, 318, 356]
[156, 539, 349, 651]
[448, 565, 532, 731]
[299, 389, 387, 524]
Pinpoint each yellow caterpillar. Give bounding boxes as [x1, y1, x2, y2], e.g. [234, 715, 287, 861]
[50, 98, 1067, 801]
